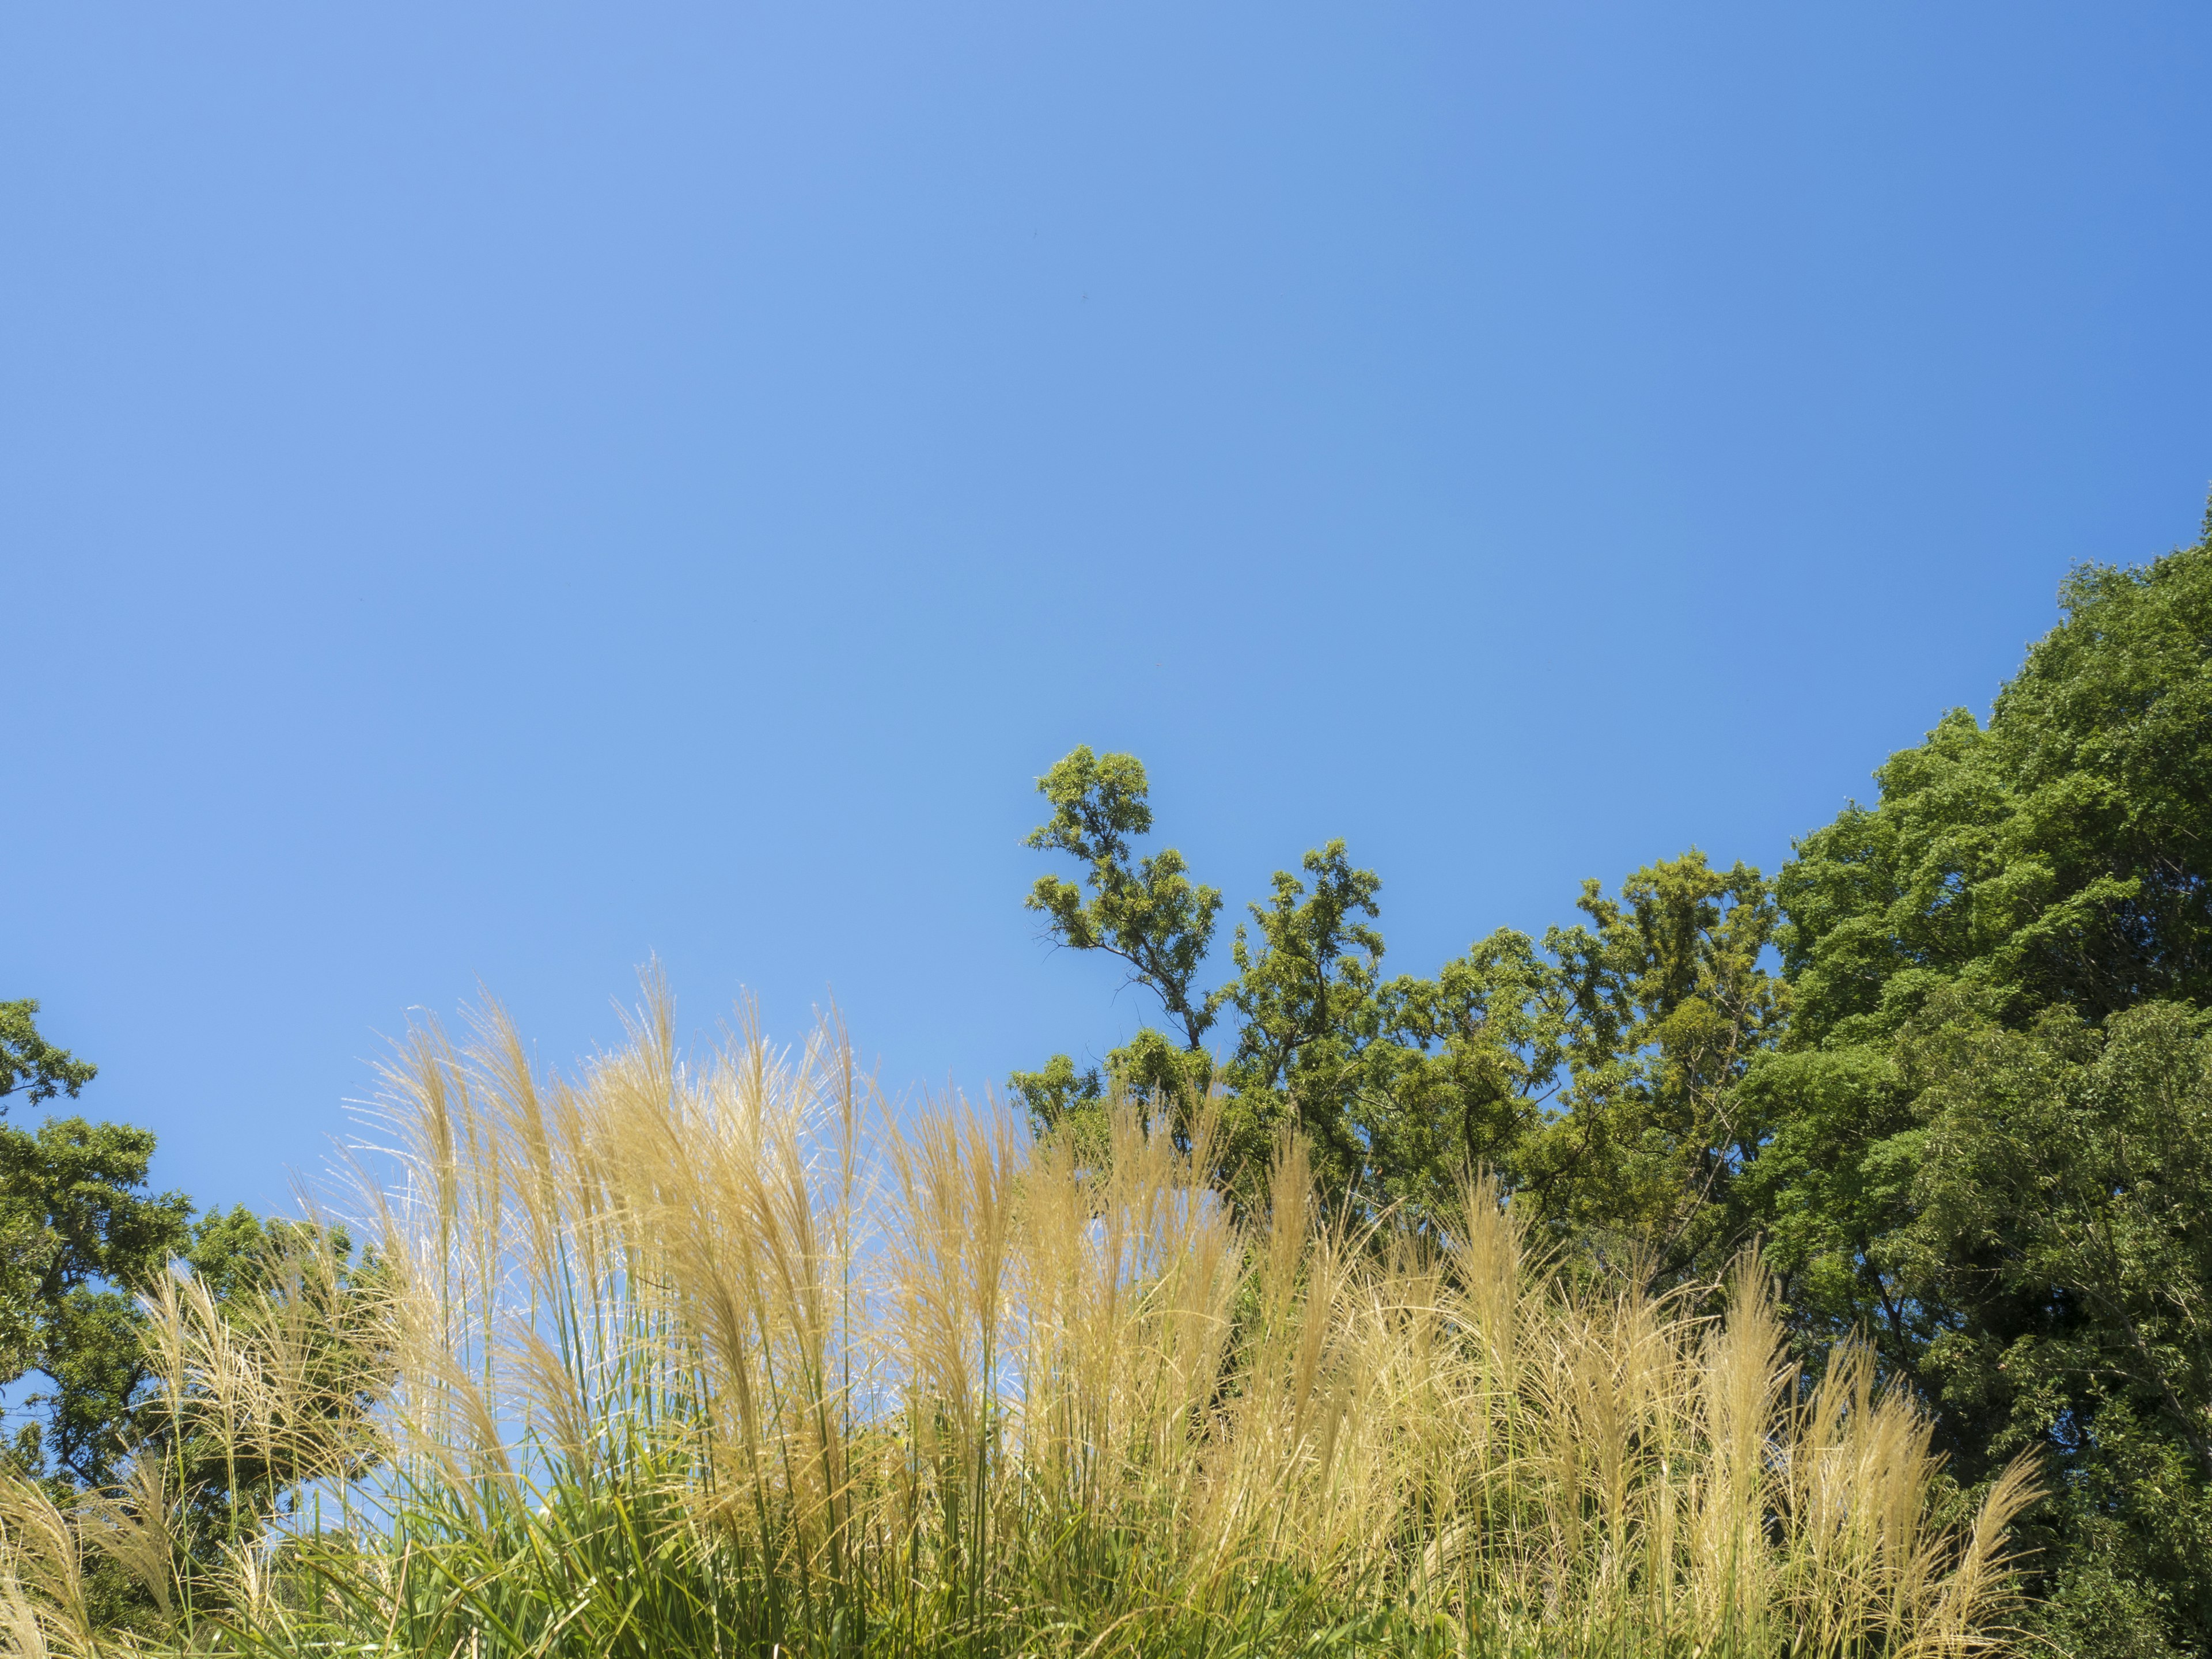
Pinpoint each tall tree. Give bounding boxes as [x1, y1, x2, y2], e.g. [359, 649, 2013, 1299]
[1748, 517, 2212, 1658]
[1013, 749, 1786, 1263]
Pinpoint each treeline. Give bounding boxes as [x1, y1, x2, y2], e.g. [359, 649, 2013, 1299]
[1014, 514, 2212, 1659]
[3, 511, 2207, 1653]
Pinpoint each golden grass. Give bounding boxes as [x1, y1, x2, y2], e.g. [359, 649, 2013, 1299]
[0, 984, 2039, 1657]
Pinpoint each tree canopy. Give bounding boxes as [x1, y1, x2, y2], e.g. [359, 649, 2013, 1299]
[1018, 512, 2212, 1658]
[1014, 748, 1788, 1277]
[1741, 519, 2212, 1654]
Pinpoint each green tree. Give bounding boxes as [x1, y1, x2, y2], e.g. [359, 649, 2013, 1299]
[1751, 517, 2212, 1657]
[1514, 852, 1786, 1279]
[1, 1115, 192, 1487]
[1021, 746, 1226, 1055]
[1, 999, 99, 1113]
[1746, 993, 2212, 1656]
[0, 1003, 185, 1488]
[0, 1007, 331, 1500]
[1211, 840, 1387, 1195]
[1779, 521, 2212, 1049]
[1014, 749, 1786, 1263]
[1012, 747, 1224, 1153]
[1915, 1000, 2212, 1654]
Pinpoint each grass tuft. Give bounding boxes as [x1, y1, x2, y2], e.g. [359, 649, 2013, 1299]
[0, 985, 2038, 1657]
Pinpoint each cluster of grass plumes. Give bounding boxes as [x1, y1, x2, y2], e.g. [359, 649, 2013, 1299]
[0, 988, 2039, 1658]
[0, 1214, 388, 1657]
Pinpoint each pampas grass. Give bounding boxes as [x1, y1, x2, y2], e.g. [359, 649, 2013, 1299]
[0, 984, 2039, 1657]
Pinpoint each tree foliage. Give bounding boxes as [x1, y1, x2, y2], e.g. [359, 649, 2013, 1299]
[1014, 751, 1786, 1271]
[1747, 519, 2212, 1656]
[0, 1003, 384, 1639]
[1017, 512, 2212, 1654]
[0, 1115, 192, 1487]
[1779, 526, 2212, 1044]
[0, 999, 98, 1113]
[0, 1003, 194, 1490]
[0, 1021, 355, 1484]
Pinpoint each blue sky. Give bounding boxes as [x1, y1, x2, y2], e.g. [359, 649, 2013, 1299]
[6, 3, 2210, 1215]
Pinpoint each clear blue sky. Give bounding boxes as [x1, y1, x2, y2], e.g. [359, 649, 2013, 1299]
[6, 4, 2210, 1215]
